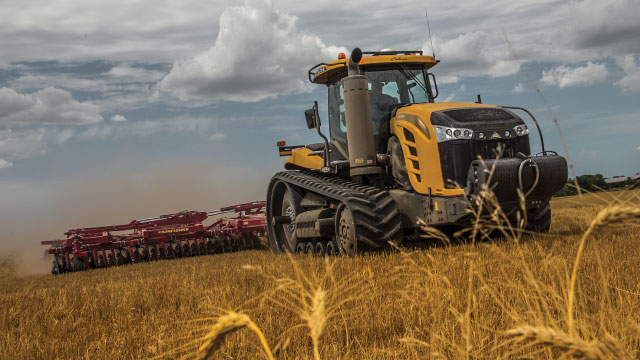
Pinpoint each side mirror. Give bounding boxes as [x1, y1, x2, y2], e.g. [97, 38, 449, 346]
[304, 108, 316, 129]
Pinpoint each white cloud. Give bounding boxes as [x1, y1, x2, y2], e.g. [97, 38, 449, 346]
[110, 114, 127, 122]
[76, 116, 217, 141]
[0, 128, 48, 160]
[0, 87, 102, 126]
[210, 133, 226, 141]
[159, 0, 345, 102]
[513, 83, 525, 94]
[0, 159, 13, 169]
[568, 0, 640, 55]
[540, 62, 608, 88]
[636, 145, 640, 151]
[106, 66, 166, 82]
[615, 55, 640, 93]
[427, 31, 520, 81]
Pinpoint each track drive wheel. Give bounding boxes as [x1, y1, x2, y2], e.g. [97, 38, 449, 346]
[336, 205, 358, 255]
[267, 180, 302, 253]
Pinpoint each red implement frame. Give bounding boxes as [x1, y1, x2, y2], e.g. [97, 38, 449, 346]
[41, 201, 266, 274]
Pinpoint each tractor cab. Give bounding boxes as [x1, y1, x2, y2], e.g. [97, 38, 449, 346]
[309, 51, 439, 154]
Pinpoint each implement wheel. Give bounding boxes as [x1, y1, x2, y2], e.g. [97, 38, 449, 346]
[172, 243, 181, 258]
[212, 237, 222, 253]
[228, 235, 238, 252]
[190, 243, 198, 256]
[107, 253, 115, 266]
[149, 247, 158, 261]
[336, 205, 357, 255]
[206, 239, 214, 254]
[238, 235, 248, 250]
[97, 254, 106, 268]
[182, 243, 190, 257]
[71, 257, 85, 272]
[51, 259, 61, 275]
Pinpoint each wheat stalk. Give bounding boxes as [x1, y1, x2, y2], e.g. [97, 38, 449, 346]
[195, 311, 274, 360]
[567, 205, 640, 337]
[505, 326, 629, 359]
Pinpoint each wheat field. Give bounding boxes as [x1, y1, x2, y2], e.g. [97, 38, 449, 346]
[1, 190, 639, 359]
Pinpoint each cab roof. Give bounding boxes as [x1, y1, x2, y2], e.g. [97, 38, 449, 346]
[308, 50, 438, 85]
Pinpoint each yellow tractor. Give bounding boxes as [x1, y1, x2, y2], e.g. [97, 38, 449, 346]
[267, 48, 567, 255]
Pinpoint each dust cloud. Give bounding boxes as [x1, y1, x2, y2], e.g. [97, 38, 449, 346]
[0, 158, 269, 274]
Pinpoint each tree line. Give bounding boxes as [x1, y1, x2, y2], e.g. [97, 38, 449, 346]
[555, 173, 640, 197]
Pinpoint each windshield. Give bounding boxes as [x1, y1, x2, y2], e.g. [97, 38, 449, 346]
[328, 67, 429, 151]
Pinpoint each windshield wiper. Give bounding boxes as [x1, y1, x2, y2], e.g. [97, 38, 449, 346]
[398, 64, 429, 99]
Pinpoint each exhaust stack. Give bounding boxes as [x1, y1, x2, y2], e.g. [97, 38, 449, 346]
[341, 48, 379, 177]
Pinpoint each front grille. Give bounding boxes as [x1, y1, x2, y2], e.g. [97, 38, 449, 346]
[438, 137, 530, 188]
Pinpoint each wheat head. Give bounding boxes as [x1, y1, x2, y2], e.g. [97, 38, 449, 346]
[196, 311, 274, 360]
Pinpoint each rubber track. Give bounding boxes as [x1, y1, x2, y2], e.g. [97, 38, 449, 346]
[272, 170, 403, 250]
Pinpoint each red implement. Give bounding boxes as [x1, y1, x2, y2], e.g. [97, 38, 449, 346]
[41, 201, 266, 274]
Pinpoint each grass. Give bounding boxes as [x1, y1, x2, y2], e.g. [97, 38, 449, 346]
[1, 190, 639, 359]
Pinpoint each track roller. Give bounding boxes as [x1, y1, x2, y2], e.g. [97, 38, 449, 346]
[326, 241, 338, 256]
[305, 242, 316, 255]
[315, 242, 326, 256]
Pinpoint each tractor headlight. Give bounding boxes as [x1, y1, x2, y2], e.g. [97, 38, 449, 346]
[433, 125, 473, 142]
[513, 124, 529, 137]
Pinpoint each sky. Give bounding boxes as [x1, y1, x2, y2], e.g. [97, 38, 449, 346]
[1, 0, 639, 271]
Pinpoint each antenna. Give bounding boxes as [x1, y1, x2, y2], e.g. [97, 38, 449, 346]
[424, 7, 436, 58]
